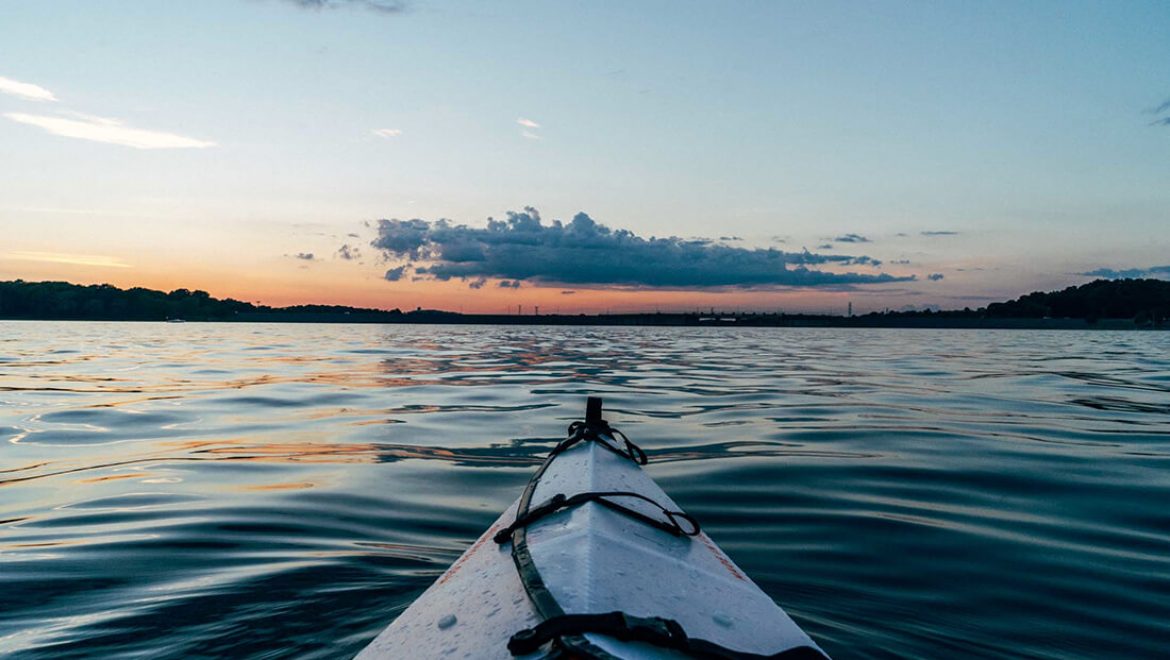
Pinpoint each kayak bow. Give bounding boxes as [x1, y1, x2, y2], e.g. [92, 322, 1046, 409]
[358, 397, 828, 659]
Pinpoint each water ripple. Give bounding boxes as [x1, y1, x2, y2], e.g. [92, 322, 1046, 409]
[1, 322, 1168, 658]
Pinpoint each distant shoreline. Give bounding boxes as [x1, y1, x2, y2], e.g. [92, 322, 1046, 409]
[0, 312, 1162, 330]
[2, 278, 1167, 330]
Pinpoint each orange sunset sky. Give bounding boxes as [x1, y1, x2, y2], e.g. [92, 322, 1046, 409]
[3, 2, 1168, 314]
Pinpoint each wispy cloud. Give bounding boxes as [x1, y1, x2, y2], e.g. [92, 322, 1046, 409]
[2, 77, 214, 149]
[278, 0, 408, 14]
[834, 233, 870, 243]
[927, 273, 945, 281]
[384, 265, 407, 281]
[3, 250, 131, 268]
[292, 252, 315, 260]
[921, 230, 960, 236]
[4, 112, 216, 149]
[370, 208, 914, 289]
[0, 75, 57, 102]
[517, 118, 543, 140]
[1147, 97, 1170, 126]
[372, 128, 402, 138]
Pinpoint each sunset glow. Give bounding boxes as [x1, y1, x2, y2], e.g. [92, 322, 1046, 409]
[2, 2, 1167, 313]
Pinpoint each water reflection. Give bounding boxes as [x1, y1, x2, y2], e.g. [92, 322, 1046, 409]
[1, 322, 1168, 658]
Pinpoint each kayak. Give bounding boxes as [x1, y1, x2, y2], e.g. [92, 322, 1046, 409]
[358, 397, 828, 659]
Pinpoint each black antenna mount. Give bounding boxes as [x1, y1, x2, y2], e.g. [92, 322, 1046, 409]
[585, 396, 603, 425]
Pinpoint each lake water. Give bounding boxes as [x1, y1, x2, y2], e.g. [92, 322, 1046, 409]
[1, 322, 1168, 658]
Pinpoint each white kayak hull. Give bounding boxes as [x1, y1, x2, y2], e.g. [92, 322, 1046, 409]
[358, 403, 825, 659]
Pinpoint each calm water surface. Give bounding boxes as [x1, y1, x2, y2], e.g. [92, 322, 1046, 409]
[2, 322, 1169, 658]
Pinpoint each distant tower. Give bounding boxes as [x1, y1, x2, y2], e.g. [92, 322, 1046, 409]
[535, 305, 539, 316]
[848, 302, 853, 317]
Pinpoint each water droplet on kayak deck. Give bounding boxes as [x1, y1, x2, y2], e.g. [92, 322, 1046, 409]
[437, 614, 458, 630]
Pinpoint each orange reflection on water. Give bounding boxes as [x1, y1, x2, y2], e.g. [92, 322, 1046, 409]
[77, 472, 151, 484]
[192, 441, 381, 464]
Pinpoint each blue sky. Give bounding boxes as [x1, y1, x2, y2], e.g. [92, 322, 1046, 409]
[2, 0, 1168, 312]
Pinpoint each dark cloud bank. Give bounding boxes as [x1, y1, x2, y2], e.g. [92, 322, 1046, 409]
[1081, 265, 1170, 280]
[370, 208, 914, 289]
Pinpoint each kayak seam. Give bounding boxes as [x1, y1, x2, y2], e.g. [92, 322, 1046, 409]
[508, 426, 617, 660]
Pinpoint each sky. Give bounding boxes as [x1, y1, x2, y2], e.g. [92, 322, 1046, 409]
[2, 0, 1168, 314]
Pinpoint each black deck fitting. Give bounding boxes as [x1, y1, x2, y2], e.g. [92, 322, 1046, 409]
[585, 396, 603, 425]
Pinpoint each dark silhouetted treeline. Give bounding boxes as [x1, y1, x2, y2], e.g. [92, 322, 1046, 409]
[853, 278, 1169, 325]
[982, 278, 1170, 323]
[0, 280, 402, 321]
[0, 278, 1167, 327]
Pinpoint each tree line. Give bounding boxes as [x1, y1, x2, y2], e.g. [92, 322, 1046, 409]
[1, 277, 1167, 324]
[0, 280, 402, 321]
[982, 278, 1170, 323]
